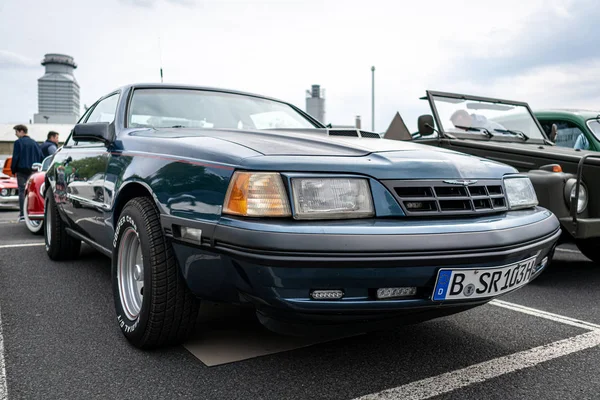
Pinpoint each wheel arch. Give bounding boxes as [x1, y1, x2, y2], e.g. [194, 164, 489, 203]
[112, 180, 163, 228]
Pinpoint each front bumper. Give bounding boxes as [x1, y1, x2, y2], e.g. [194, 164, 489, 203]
[0, 195, 18, 206]
[164, 208, 560, 334]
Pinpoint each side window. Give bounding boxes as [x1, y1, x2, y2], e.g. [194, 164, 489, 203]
[542, 120, 588, 150]
[86, 94, 119, 124]
[73, 93, 119, 147]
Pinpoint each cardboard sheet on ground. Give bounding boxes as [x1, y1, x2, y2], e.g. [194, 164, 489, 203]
[184, 303, 358, 366]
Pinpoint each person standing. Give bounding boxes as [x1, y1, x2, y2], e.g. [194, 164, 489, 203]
[40, 131, 60, 158]
[12, 125, 43, 222]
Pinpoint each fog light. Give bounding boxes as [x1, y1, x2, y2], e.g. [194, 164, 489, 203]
[180, 226, 202, 243]
[377, 287, 417, 299]
[0, 189, 7, 196]
[310, 290, 344, 300]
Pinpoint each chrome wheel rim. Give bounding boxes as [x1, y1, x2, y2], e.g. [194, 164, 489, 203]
[117, 227, 144, 320]
[23, 196, 42, 232]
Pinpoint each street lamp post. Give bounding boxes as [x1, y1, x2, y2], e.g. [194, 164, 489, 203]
[371, 66, 375, 131]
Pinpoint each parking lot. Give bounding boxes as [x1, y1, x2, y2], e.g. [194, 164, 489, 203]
[1, 209, 599, 400]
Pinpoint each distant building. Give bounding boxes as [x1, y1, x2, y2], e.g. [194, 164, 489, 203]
[306, 84, 325, 124]
[33, 53, 80, 124]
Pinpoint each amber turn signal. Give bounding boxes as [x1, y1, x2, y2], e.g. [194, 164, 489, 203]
[223, 172, 291, 217]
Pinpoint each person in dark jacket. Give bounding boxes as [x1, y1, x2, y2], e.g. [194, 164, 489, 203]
[40, 131, 59, 158]
[12, 125, 43, 222]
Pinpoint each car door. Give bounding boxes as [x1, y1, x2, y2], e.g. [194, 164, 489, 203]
[53, 92, 119, 244]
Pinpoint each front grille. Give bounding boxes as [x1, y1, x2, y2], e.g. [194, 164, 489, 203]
[383, 179, 508, 216]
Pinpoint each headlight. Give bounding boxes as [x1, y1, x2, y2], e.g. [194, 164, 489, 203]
[503, 176, 538, 210]
[565, 179, 588, 214]
[0, 188, 7, 196]
[223, 172, 291, 217]
[291, 178, 374, 220]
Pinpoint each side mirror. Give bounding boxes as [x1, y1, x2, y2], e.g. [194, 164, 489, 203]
[31, 163, 42, 172]
[72, 122, 112, 144]
[417, 115, 435, 136]
[549, 123, 558, 142]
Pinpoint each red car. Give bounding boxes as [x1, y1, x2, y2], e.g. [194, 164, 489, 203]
[23, 156, 53, 234]
[0, 171, 18, 209]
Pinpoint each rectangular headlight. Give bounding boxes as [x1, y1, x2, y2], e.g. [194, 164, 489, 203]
[504, 176, 538, 210]
[291, 178, 374, 220]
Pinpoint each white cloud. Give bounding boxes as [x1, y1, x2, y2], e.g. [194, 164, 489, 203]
[0, 50, 38, 69]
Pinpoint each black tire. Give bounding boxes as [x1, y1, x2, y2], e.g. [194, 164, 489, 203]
[112, 197, 200, 349]
[576, 239, 600, 264]
[45, 189, 81, 260]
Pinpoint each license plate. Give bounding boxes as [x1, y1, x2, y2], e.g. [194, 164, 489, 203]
[432, 256, 537, 301]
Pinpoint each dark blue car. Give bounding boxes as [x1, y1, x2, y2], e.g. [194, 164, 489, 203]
[43, 84, 561, 349]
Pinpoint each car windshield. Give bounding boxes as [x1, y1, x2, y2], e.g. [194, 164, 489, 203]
[430, 95, 547, 142]
[586, 119, 600, 141]
[128, 88, 318, 130]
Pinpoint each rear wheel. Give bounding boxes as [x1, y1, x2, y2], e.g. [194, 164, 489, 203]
[576, 239, 600, 264]
[112, 197, 200, 349]
[23, 195, 43, 235]
[44, 189, 81, 260]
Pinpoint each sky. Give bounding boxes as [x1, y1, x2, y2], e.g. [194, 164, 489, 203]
[1, 0, 599, 133]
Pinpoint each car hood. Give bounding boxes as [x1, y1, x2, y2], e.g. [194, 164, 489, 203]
[128, 127, 518, 179]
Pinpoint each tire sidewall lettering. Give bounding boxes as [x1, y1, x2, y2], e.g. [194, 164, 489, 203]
[113, 211, 143, 337]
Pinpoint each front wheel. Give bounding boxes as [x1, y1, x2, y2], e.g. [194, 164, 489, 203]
[23, 195, 43, 235]
[112, 197, 200, 349]
[575, 239, 600, 264]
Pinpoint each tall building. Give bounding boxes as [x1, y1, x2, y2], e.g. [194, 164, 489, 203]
[305, 84, 325, 124]
[33, 53, 80, 124]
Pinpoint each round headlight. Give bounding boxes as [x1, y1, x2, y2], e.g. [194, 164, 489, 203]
[0, 188, 7, 196]
[570, 183, 588, 214]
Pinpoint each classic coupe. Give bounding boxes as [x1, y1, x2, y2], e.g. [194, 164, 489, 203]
[0, 171, 18, 208]
[534, 109, 600, 152]
[44, 84, 560, 349]
[407, 91, 599, 264]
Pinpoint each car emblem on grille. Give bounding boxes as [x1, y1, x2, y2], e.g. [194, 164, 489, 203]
[443, 179, 478, 186]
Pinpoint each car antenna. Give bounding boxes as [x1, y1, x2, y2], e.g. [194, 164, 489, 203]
[158, 36, 164, 83]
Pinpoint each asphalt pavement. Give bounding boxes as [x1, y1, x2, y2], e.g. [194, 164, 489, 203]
[0, 209, 599, 400]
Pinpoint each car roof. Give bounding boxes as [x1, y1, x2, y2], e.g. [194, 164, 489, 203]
[534, 108, 600, 120]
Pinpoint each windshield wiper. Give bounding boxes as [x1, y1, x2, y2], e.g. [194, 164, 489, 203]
[454, 125, 494, 138]
[170, 125, 186, 128]
[493, 128, 529, 141]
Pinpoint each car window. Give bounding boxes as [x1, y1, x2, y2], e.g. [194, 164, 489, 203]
[586, 119, 600, 142]
[86, 94, 119, 124]
[543, 120, 589, 150]
[72, 93, 119, 147]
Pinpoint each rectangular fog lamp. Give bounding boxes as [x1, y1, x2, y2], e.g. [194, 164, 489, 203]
[377, 287, 417, 299]
[310, 290, 344, 300]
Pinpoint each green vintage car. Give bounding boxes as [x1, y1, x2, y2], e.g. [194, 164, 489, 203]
[534, 109, 600, 152]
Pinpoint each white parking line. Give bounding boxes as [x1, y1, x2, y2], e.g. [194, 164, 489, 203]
[352, 330, 600, 400]
[0, 243, 44, 249]
[555, 248, 584, 255]
[353, 300, 600, 400]
[0, 306, 8, 400]
[490, 299, 600, 331]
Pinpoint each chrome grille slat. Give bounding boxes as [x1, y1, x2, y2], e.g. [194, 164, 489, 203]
[383, 179, 508, 216]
